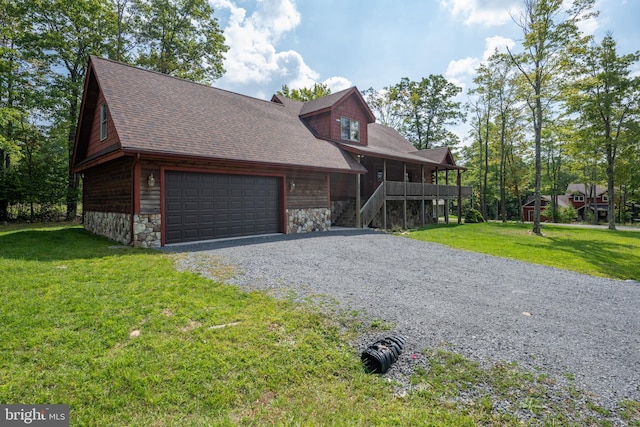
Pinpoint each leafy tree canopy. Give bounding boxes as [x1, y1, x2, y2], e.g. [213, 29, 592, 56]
[277, 83, 332, 102]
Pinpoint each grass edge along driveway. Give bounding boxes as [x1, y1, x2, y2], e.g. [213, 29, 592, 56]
[1, 223, 639, 426]
[407, 222, 640, 281]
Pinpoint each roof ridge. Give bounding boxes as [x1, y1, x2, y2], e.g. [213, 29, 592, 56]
[90, 55, 283, 107]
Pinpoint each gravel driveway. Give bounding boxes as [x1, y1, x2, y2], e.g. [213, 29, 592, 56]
[167, 229, 640, 411]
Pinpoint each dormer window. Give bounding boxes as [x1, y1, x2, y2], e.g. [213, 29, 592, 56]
[573, 195, 584, 202]
[100, 104, 108, 140]
[602, 194, 608, 202]
[340, 117, 359, 142]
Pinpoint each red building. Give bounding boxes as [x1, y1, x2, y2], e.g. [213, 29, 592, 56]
[522, 184, 610, 223]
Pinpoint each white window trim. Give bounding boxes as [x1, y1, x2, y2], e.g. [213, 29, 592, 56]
[602, 194, 608, 202]
[573, 195, 584, 202]
[340, 116, 359, 142]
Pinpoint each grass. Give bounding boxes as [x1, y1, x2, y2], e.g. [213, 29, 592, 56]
[407, 222, 640, 280]
[1, 223, 638, 425]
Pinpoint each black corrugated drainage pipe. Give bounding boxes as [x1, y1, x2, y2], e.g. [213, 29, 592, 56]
[361, 335, 406, 374]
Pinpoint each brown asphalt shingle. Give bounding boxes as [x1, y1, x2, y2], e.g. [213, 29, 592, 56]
[90, 57, 364, 173]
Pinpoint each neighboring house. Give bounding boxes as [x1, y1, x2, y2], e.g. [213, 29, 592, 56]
[522, 194, 570, 222]
[566, 184, 610, 221]
[72, 57, 471, 247]
[522, 184, 609, 222]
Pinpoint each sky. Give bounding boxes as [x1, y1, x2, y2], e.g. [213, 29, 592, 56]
[208, 0, 640, 141]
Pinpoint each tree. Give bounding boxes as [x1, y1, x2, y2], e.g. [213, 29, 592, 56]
[277, 83, 331, 102]
[507, 0, 596, 235]
[466, 87, 492, 219]
[1, 0, 55, 221]
[361, 87, 403, 129]
[131, 0, 228, 83]
[389, 76, 464, 150]
[566, 34, 640, 230]
[22, 0, 118, 220]
[467, 52, 525, 221]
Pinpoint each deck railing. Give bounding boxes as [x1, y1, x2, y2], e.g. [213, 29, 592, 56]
[385, 181, 472, 199]
[360, 182, 385, 227]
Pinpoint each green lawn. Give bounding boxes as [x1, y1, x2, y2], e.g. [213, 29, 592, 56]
[1, 224, 638, 426]
[407, 222, 640, 281]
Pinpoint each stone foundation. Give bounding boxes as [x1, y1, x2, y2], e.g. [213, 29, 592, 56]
[84, 211, 162, 248]
[287, 208, 331, 234]
[84, 211, 131, 245]
[132, 214, 162, 248]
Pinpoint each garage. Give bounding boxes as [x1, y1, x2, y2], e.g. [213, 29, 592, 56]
[164, 171, 281, 244]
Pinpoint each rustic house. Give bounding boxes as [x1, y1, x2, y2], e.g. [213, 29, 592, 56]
[72, 57, 471, 247]
[522, 183, 610, 222]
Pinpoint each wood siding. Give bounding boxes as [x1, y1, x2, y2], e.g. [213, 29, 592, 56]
[301, 92, 370, 145]
[330, 94, 369, 144]
[140, 166, 161, 214]
[83, 157, 133, 213]
[86, 91, 120, 158]
[286, 172, 329, 209]
[330, 172, 356, 200]
[305, 111, 332, 140]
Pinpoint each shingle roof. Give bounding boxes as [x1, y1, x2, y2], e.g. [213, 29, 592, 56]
[299, 87, 376, 122]
[566, 184, 607, 196]
[78, 57, 364, 173]
[412, 147, 455, 165]
[343, 123, 464, 170]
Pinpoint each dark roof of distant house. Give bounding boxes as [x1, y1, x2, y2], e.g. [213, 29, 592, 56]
[523, 195, 570, 208]
[74, 56, 365, 173]
[566, 184, 608, 196]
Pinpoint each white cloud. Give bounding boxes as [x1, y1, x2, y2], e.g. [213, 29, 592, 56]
[444, 35, 515, 88]
[446, 57, 480, 88]
[322, 76, 353, 93]
[210, 0, 351, 97]
[482, 35, 516, 59]
[440, 0, 515, 27]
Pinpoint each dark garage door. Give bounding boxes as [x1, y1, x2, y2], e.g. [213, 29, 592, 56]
[165, 171, 281, 244]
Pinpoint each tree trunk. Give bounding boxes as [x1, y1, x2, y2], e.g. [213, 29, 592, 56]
[606, 142, 616, 230]
[532, 86, 543, 235]
[65, 70, 81, 221]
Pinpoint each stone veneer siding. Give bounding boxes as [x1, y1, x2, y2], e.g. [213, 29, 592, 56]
[287, 208, 331, 234]
[84, 211, 162, 248]
[132, 214, 162, 248]
[84, 211, 131, 245]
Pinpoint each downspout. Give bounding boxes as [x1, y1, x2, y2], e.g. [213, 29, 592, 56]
[130, 153, 140, 245]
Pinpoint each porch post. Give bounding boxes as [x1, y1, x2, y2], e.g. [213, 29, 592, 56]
[435, 168, 439, 224]
[457, 170, 462, 224]
[383, 159, 387, 229]
[403, 162, 407, 229]
[445, 170, 450, 225]
[421, 165, 425, 226]
[356, 156, 361, 228]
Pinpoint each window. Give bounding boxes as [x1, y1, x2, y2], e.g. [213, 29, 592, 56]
[573, 195, 584, 202]
[602, 194, 608, 202]
[100, 104, 108, 140]
[340, 117, 359, 141]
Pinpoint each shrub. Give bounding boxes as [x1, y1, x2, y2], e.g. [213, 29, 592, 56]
[558, 206, 577, 223]
[464, 208, 485, 223]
